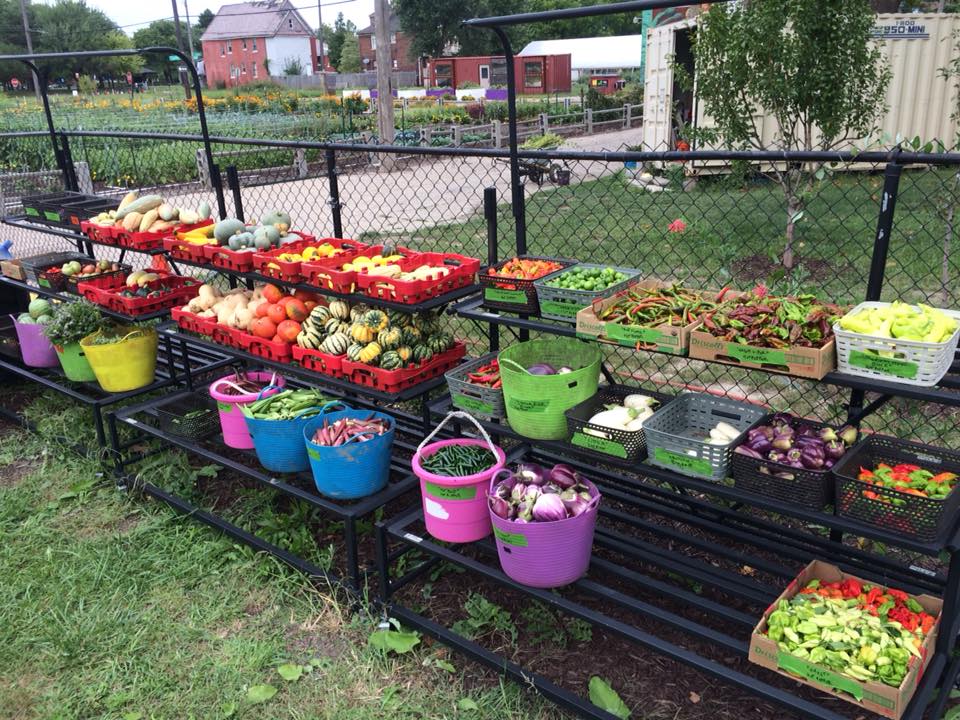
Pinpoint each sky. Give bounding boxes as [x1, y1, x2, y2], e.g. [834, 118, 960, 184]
[52, 0, 377, 36]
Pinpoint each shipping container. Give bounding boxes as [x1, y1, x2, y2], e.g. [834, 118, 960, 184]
[643, 13, 960, 164]
[425, 54, 571, 94]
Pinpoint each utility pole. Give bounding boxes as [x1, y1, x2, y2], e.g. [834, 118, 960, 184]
[184, 0, 195, 64]
[18, 0, 41, 102]
[317, 0, 324, 71]
[171, 0, 192, 100]
[374, 0, 395, 150]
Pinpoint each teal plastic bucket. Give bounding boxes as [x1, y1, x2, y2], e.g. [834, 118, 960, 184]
[303, 409, 395, 499]
[245, 401, 345, 474]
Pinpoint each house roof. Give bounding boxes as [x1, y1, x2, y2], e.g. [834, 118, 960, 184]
[518, 35, 643, 70]
[357, 11, 402, 35]
[201, 1, 314, 42]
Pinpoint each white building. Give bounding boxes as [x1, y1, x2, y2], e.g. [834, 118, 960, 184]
[519, 35, 643, 81]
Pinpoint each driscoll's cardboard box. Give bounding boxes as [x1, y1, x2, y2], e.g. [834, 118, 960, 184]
[689, 329, 836, 380]
[750, 560, 941, 720]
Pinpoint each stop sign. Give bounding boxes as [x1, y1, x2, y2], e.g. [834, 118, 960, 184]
[10, 77, 19, 88]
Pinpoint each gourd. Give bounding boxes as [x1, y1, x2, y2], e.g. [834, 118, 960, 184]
[351, 322, 376, 344]
[358, 342, 382, 364]
[388, 309, 411, 328]
[396, 346, 412, 364]
[253, 231, 273, 251]
[328, 299, 350, 320]
[198, 201, 212, 220]
[157, 203, 177, 221]
[261, 210, 292, 228]
[139, 209, 160, 233]
[115, 194, 163, 220]
[428, 335, 448, 354]
[415, 311, 441, 335]
[308, 305, 331, 324]
[350, 303, 370, 322]
[401, 326, 422, 346]
[379, 350, 402, 370]
[121, 212, 143, 232]
[214, 218, 245, 245]
[324, 317, 344, 336]
[362, 309, 389, 332]
[179, 209, 200, 225]
[346, 343, 364, 361]
[413, 344, 433, 363]
[377, 326, 402, 350]
[321, 332, 350, 355]
[117, 190, 138, 211]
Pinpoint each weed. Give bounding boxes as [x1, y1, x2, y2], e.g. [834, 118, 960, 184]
[453, 592, 518, 645]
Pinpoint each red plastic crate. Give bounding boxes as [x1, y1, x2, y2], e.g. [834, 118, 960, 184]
[204, 243, 257, 272]
[356, 252, 480, 304]
[171, 307, 217, 336]
[340, 342, 466, 394]
[301, 244, 415, 294]
[291, 345, 344, 376]
[235, 330, 293, 361]
[162, 235, 214, 263]
[64, 264, 131, 295]
[115, 219, 214, 252]
[78, 274, 200, 317]
[211, 323, 240, 348]
[79, 220, 117, 245]
[252, 235, 364, 283]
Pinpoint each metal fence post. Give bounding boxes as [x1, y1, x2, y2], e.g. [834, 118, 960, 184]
[58, 133, 78, 191]
[492, 120, 502, 148]
[325, 147, 343, 239]
[865, 152, 904, 302]
[623, 104, 631, 128]
[484, 186, 499, 353]
[293, 148, 307, 179]
[453, 125, 463, 146]
[74, 162, 93, 194]
[586, 108, 593, 134]
[540, 112, 549, 135]
[225, 165, 243, 222]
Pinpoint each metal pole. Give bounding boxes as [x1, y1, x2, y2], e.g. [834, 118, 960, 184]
[490, 26, 526, 254]
[484, 186, 499, 353]
[865, 153, 903, 302]
[18, 0, 40, 103]
[317, 0, 325, 72]
[374, 0, 395, 146]
[171, 0, 192, 100]
[325, 147, 343, 238]
[184, 0, 196, 66]
[226, 165, 243, 222]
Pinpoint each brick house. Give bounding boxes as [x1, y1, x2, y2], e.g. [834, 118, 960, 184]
[356, 8, 417, 73]
[201, 0, 319, 88]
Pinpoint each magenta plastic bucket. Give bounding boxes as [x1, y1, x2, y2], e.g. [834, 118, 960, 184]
[412, 412, 506, 543]
[208, 371, 285, 449]
[12, 316, 58, 367]
[489, 478, 600, 588]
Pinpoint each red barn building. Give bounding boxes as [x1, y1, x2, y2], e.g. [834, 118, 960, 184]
[424, 55, 571, 94]
[201, 0, 318, 88]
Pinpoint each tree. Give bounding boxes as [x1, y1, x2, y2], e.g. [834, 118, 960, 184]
[327, 13, 357, 70]
[679, 1, 890, 269]
[338, 33, 361, 73]
[282, 56, 304, 75]
[196, 8, 215, 32]
[133, 19, 194, 82]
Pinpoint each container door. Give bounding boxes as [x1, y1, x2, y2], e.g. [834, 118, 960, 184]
[479, 64, 490, 89]
[643, 24, 678, 151]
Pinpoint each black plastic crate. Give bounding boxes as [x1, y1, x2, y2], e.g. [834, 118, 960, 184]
[155, 394, 219, 440]
[564, 384, 674, 464]
[19, 251, 92, 286]
[31, 191, 88, 227]
[831, 434, 960, 542]
[61, 196, 121, 229]
[478, 255, 575, 315]
[21, 192, 73, 222]
[730, 416, 841, 510]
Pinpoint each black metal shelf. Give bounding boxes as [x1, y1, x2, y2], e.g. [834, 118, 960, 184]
[452, 294, 577, 337]
[2, 215, 166, 255]
[0, 274, 178, 323]
[378, 504, 952, 720]
[169, 255, 481, 313]
[161, 323, 450, 404]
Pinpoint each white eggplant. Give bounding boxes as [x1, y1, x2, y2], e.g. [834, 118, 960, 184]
[623, 394, 658, 410]
[588, 407, 634, 429]
[714, 421, 741, 441]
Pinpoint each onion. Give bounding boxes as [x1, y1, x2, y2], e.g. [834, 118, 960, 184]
[526, 363, 557, 375]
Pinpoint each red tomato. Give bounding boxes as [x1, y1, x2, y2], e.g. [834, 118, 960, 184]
[266, 303, 287, 325]
[255, 302, 271, 318]
[293, 289, 320, 304]
[250, 317, 276, 339]
[261, 284, 283, 304]
[285, 298, 308, 322]
[276, 319, 301, 343]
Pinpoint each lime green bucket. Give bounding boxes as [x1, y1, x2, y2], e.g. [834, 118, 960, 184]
[498, 338, 601, 440]
[56, 341, 97, 382]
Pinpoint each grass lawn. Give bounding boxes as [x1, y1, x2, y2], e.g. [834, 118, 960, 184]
[0, 393, 562, 720]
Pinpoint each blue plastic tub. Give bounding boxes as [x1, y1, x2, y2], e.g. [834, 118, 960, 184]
[302, 409, 395, 499]
[244, 401, 345, 473]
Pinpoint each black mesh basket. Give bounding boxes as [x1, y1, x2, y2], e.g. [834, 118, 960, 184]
[731, 417, 840, 511]
[831, 434, 960, 542]
[155, 394, 219, 440]
[0, 315, 19, 360]
[478, 255, 575, 315]
[564, 384, 674, 464]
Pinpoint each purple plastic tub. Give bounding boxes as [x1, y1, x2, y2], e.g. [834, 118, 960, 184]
[489, 476, 600, 588]
[484, 88, 508, 101]
[208, 371, 285, 449]
[12, 315, 58, 367]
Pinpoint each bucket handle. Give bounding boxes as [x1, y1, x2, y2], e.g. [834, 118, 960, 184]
[417, 410, 499, 460]
[498, 357, 529, 375]
[317, 400, 350, 414]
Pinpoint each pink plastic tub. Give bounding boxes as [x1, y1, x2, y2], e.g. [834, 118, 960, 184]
[208, 371, 285, 449]
[12, 315, 58, 368]
[489, 477, 600, 588]
[412, 412, 506, 543]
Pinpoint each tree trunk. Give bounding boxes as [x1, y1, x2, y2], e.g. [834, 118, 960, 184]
[784, 196, 802, 270]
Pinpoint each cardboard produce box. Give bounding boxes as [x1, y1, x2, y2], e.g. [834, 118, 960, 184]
[750, 560, 941, 720]
[689, 329, 836, 380]
[0, 259, 25, 281]
[576, 280, 720, 356]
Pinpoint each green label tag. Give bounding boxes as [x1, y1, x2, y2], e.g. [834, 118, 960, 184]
[493, 526, 529, 547]
[508, 397, 550, 413]
[653, 447, 713, 477]
[726, 343, 787, 366]
[540, 299, 582, 318]
[453, 394, 495, 415]
[484, 287, 527, 304]
[777, 651, 864, 701]
[37, 277, 51, 288]
[24, 207, 39, 217]
[425, 482, 477, 500]
[44, 211, 61, 222]
[571, 431, 628, 459]
[216, 401, 232, 413]
[307, 446, 321, 460]
[606, 323, 681, 351]
[848, 349, 919, 379]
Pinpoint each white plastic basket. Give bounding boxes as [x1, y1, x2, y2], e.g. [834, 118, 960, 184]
[833, 301, 960, 387]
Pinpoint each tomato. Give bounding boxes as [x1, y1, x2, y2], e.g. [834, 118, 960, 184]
[276, 319, 301, 343]
[293, 289, 320, 304]
[285, 298, 308, 322]
[250, 317, 276, 339]
[266, 303, 287, 325]
[271, 334, 283, 344]
[261, 284, 283, 304]
[255, 302, 271, 318]
[304, 300, 318, 313]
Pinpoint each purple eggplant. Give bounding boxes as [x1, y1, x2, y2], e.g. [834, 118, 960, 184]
[516, 463, 547, 486]
[750, 436, 773, 454]
[549, 464, 579, 490]
[488, 495, 512, 520]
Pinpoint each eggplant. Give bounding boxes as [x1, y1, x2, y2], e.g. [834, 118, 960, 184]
[824, 440, 846, 460]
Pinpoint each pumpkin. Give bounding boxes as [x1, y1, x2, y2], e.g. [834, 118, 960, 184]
[351, 323, 376, 344]
[350, 303, 370, 322]
[396, 346, 413, 364]
[328, 299, 350, 320]
[358, 341, 382, 365]
[388, 309, 412, 328]
[308, 305, 331, 324]
[413, 344, 433, 364]
[377, 326, 402, 350]
[415, 311, 441, 335]
[362, 309, 389, 332]
[428, 336, 448, 355]
[346, 343, 364, 361]
[401, 326, 422, 346]
[379, 350, 402, 370]
[324, 317, 343, 336]
[321, 332, 350, 355]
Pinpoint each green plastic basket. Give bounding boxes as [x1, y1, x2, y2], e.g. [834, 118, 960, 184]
[498, 338, 601, 440]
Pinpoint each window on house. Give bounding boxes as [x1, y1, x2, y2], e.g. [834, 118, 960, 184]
[289, 18, 293, 28]
[227, 40, 233, 54]
[241, 62, 247, 74]
[242, 39, 247, 50]
[524, 61, 543, 88]
[390, 33, 396, 44]
[434, 62, 453, 88]
[252, 38, 258, 52]
[220, 43, 225, 57]
[252, 62, 258, 78]
[392, 59, 398, 68]
[370, 35, 376, 50]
